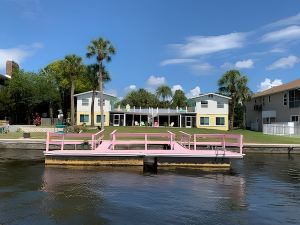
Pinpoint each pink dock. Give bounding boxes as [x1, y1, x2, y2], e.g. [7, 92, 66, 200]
[44, 130, 244, 167]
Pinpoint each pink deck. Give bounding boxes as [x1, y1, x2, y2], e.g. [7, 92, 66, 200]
[44, 130, 244, 159]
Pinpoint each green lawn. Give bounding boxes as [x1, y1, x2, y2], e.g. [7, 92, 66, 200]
[0, 126, 299, 144]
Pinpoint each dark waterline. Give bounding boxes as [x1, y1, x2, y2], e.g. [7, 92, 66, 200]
[0, 149, 300, 225]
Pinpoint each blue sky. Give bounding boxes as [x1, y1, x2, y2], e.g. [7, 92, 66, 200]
[1, 0, 300, 98]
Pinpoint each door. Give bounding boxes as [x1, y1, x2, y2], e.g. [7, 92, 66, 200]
[113, 114, 120, 126]
[185, 116, 192, 128]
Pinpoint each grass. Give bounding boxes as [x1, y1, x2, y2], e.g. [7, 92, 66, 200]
[0, 126, 299, 144]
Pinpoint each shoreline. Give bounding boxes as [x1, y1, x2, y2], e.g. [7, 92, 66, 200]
[0, 139, 300, 154]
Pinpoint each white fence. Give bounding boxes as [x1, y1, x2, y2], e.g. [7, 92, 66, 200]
[263, 122, 300, 137]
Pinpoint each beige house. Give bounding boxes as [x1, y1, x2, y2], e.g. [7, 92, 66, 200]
[245, 78, 300, 131]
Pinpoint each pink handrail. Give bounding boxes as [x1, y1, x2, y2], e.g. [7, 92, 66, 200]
[109, 131, 175, 150]
[193, 133, 243, 154]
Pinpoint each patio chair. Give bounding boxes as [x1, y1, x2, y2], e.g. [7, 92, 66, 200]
[134, 121, 139, 126]
[169, 122, 174, 127]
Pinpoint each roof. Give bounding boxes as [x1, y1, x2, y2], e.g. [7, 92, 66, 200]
[189, 92, 231, 100]
[74, 90, 117, 98]
[253, 78, 300, 98]
[0, 73, 11, 79]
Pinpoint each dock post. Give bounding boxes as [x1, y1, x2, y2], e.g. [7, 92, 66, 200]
[194, 134, 196, 150]
[143, 157, 157, 173]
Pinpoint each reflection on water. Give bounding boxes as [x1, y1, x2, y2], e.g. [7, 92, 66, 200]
[0, 149, 300, 225]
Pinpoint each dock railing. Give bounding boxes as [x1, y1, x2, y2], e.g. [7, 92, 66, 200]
[110, 130, 176, 150]
[179, 131, 192, 149]
[46, 130, 105, 151]
[193, 134, 243, 155]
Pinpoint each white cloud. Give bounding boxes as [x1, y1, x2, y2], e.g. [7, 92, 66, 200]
[187, 86, 201, 98]
[261, 25, 300, 42]
[160, 58, 196, 66]
[266, 55, 299, 70]
[171, 85, 183, 93]
[190, 63, 213, 74]
[170, 32, 246, 57]
[0, 43, 43, 70]
[235, 59, 254, 69]
[124, 84, 137, 92]
[258, 78, 283, 92]
[146, 75, 166, 87]
[220, 62, 234, 70]
[268, 13, 300, 28]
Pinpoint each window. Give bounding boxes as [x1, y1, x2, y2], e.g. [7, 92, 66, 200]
[268, 96, 271, 102]
[201, 101, 208, 108]
[82, 99, 89, 106]
[80, 114, 89, 123]
[96, 115, 106, 123]
[208, 94, 213, 98]
[216, 117, 225, 126]
[217, 102, 224, 108]
[283, 93, 287, 106]
[289, 89, 300, 108]
[262, 97, 265, 106]
[291, 115, 299, 122]
[98, 99, 106, 106]
[200, 117, 209, 125]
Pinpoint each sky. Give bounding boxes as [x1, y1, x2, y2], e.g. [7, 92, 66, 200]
[1, 0, 300, 98]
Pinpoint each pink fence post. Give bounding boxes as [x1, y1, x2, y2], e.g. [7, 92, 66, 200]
[46, 132, 50, 152]
[60, 133, 65, 151]
[145, 134, 147, 150]
[91, 134, 95, 150]
[240, 135, 243, 154]
[194, 134, 197, 150]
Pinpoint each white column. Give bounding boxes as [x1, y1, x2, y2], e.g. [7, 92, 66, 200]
[179, 114, 182, 128]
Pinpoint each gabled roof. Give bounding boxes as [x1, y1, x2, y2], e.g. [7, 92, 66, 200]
[189, 92, 231, 100]
[74, 90, 117, 98]
[253, 78, 300, 98]
[0, 73, 11, 79]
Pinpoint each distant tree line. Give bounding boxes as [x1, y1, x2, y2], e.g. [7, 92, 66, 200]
[0, 36, 252, 130]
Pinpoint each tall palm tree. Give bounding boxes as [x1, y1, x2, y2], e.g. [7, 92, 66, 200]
[86, 64, 111, 127]
[218, 70, 252, 130]
[86, 38, 116, 130]
[63, 55, 85, 125]
[156, 85, 172, 102]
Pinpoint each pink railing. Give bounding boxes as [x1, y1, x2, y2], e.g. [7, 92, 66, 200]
[179, 131, 192, 149]
[193, 134, 243, 154]
[45, 130, 105, 151]
[110, 130, 176, 150]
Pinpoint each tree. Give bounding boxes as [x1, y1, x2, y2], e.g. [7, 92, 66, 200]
[156, 85, 172, 103]
[171, 89, 187, 108]
[86, 64, 111, 126]
[218, 70, 252, 130]
[121, 88, 159, 108]
[62, 55, 86, 125]
[86, 37, 116, 130]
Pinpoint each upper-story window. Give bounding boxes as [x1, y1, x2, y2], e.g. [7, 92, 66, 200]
[201, 101, 208, 108]
[82, 99, 89, 106]
[208, 94, 213, 98]
[217, 102, 224, 108]
[262, 97, 265, 106]
[98, 99, 106, 106]
[268, 96, 271, 102]
[283, 93, 287, 106]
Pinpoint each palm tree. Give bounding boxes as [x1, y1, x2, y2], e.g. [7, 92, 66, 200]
[63, 55, 85, 125]
[86, 64, 111, 127]
[86, 38, 116, 130]
[218, 70, 252, 130]
[156, 85, 172, 102]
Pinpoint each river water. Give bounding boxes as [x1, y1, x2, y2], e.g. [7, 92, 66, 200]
[0, 149, 299, 225]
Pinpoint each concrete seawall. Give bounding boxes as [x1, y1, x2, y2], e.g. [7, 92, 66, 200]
[0, 139, 300, 153]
